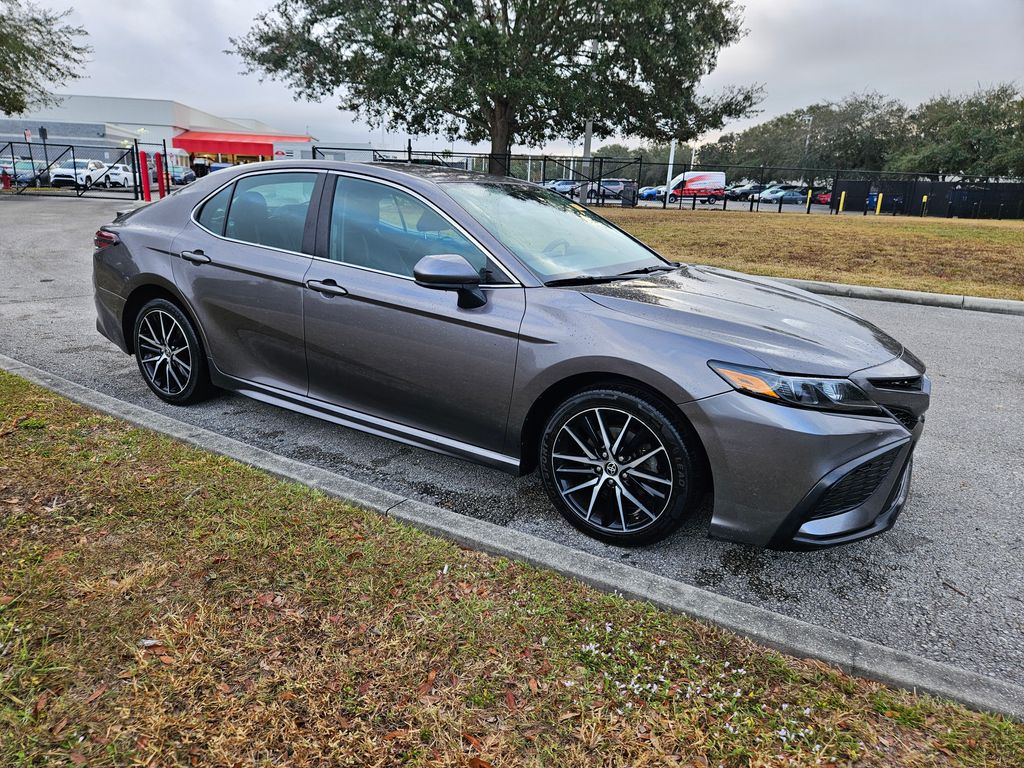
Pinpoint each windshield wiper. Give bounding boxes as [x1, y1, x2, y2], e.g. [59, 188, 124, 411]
[543, 274, 632, 287]
[616, 264, 676, 277]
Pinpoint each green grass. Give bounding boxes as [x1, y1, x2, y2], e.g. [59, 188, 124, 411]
[601, 208, 1024, 301]
[1, 369, 1022, 766]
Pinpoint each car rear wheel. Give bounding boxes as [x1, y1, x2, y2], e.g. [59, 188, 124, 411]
[539, 388, 702, 546]
[133, 298, 213, 405]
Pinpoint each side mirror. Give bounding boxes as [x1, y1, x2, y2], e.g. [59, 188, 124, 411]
[413, 253, 487, 309]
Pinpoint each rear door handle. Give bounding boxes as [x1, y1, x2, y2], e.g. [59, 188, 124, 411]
[180, 249, 211, 264]
[305, 278, 348, 297]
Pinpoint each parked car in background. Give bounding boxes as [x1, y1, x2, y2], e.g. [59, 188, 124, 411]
[50, 159, 108, 189]
[813, 190, 832, 206]
[170, 166, 197, 185]
[546, 179, 579, 197]
[582, 178, 631, 201]
[779, 190, 808, 205]
[105, 163, 135, 188]
[728, 183, 766, 201]
[638, 185, 665, 201]
[756, 185, 806, 204]
[12, 160, 50, 186]
[93, 160, 930, 548]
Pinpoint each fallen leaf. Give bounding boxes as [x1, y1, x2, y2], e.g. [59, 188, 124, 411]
[462, 732, 483, 751]
[0, 595, 14, 606]
[469, 758, 493, 768]
[505, 689, 518, 713]
[69, 752, 87, 766]
[417, 668, 437, 696]
[383, 729, 407, 740]
[559, 711, 580, 722]
[158, 655, 174, 665]
[51, 716, 69, 736]
[279, 691, 297, 702]
[528, 677, 539, 694]
[85, 684, 108, 705]
[216, 683, 232, 694]
[346, 551, 364, 564]
[32, 692, 48, 717]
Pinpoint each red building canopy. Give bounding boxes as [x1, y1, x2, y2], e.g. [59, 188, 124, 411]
[171, 131, 311, 156]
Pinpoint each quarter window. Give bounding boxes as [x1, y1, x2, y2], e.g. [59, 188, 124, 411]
[196, 184, 233, 236]
[328, 176, 501, 281]
[223, 172, 317, 252]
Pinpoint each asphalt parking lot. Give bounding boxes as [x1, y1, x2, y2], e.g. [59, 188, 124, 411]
[2, 195, 1022, 686]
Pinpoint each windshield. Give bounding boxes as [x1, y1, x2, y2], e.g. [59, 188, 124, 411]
[441, 182, 667, 282]
[58, 160, 88, 169]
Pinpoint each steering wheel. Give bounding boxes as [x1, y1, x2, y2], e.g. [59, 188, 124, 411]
[542, 238, 571, 256]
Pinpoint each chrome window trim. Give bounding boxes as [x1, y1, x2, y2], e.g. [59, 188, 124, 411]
[189, 168, 324, 260]
[322, 169, 522, 287]
[189, 167, 522, 287]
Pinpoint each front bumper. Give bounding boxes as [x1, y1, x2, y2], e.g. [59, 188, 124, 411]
[679, 358, 929, 550]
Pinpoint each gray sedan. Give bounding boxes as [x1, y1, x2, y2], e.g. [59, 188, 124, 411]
[92, 161, 930, 548]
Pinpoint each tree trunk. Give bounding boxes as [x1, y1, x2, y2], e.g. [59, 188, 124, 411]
[488, 102, 512, 176]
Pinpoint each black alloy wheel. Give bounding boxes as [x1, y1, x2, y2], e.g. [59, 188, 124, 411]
[539, 388, 702, 545]
[133, 298, 212, 405]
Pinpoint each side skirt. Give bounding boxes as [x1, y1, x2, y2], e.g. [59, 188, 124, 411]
[209, 367, 522, 474]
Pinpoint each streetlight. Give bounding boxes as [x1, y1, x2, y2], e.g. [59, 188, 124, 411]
[800, 114, 813, 185]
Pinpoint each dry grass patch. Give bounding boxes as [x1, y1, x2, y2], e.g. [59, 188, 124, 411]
[1, 370, 1023, 766]
[600, 208, 1024, 301]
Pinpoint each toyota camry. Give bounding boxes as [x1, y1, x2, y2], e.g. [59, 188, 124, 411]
[93, 161, 930, 548]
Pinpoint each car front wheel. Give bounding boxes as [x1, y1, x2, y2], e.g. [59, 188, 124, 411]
[133, 298, 213, 405]
[539, 388, 702, 546]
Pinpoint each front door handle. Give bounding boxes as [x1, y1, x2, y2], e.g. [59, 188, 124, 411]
[180, 249, 211, 264]
[305, 278, 348, 298]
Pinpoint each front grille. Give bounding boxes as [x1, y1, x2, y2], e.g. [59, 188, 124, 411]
[886, 407, 920, 432]
[869, 375, 923, 391]
[810, 448, 900, 519]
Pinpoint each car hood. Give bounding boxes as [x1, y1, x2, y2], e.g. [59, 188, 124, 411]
[578, 265, 904, 376]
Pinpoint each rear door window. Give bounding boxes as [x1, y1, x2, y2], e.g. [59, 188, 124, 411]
[223, 172, 317, 253]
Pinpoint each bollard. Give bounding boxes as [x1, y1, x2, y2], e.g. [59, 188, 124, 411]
[998, 203, 1004, 220]
[691, 194, 696, 210]
[154, 153, 166, 199]
[777, 195, 783, 213]
[875, 193, 884, 215]
[139, 151, 151, 202]
[838, 190, 846, 213]
[805, 188, 812, 214]
[921, 194, 928, 217]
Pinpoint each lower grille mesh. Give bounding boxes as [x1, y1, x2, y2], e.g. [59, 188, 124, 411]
[887, 407, 920, 432]
[810, 448, 900, 519]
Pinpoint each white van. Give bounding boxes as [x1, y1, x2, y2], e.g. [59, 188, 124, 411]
[667, 171, 727, 203]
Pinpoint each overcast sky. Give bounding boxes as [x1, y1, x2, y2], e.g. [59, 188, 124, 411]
[49, 0, 1024, 153]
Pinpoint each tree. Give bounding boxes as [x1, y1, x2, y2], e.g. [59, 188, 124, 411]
[0, 0, 90, 116]
[232, 0, 760, 174]
[888, 84, 1024, 179]
[693, 92, 906, 182]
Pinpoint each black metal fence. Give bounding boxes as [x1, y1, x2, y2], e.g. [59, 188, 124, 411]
[309, 145, 1024, 220]
[0, 139, 172, 200]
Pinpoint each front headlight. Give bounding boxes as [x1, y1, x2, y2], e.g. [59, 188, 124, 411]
[709, 361, 882, 415]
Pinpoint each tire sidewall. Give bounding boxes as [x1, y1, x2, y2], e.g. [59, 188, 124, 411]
[133, 298, 210, 405]
[538, 388, 699, 546]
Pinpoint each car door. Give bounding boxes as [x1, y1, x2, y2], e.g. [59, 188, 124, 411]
[302, 173, 525, 454]
[171, 170, 323, 394]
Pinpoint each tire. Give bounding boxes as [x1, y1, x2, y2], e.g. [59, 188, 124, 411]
[133, 298, 213, 405]
[538, 388, 703, 546]
[669, 194, 678, 203]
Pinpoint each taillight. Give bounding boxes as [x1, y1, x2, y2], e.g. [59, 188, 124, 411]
[94, 229, 120, 250]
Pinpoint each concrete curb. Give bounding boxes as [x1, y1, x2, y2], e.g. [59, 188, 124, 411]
[2, 352, 1022, 721]
[778, 277, 1024, 316]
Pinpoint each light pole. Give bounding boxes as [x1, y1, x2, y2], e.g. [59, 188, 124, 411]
[800, 114, 813, 184]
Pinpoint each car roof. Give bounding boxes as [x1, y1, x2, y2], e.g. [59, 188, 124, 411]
[215, 159, 531, 188]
